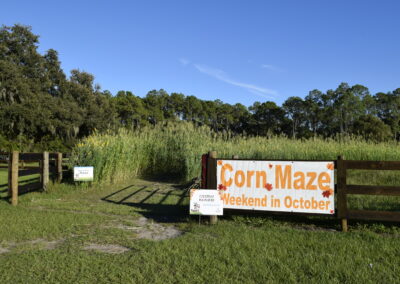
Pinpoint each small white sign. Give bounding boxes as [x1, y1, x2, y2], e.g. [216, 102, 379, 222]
[190, 189, 223, 215]
[74, 166, 94, 181]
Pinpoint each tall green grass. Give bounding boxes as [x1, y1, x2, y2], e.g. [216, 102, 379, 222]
[70, 122, 400, 185]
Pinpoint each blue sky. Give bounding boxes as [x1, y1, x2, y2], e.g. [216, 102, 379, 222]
[1, 0, 399, 106]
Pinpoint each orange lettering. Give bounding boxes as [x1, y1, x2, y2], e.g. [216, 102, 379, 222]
[248, 198, 254, 206]
[236, 197, 242, 205]
[247, 171, 255, 187]
[221, 193, 230, 205]
[318, 172, 330, 190]
[275, 165, 292, 189]
[221, 163, 233, 187]
[326, 201, 331, 209]
[256, 171, 266, 188]
[306, 172, 317, 190]
[284, 196, 292, 208]
[235, 170, 245, 187]
[293, 171, 305, 189]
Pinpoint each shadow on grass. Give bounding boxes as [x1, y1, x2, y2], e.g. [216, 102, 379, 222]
[100, 183, 339, 226]
[100, 180, 400, 230]
[101, 183, 189, 223]
[139, 174, 184, 184]
[0, 177, 43, 203]
[115, 202, 187, 223]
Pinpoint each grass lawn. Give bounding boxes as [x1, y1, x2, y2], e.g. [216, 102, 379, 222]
[0, 172, 399, 283]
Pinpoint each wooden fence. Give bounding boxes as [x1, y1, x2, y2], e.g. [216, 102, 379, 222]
[0, 151, 69, 206]
[202, 151, 400, 231]
[337, 155, 400, 232]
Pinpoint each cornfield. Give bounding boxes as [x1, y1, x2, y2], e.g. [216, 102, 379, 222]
[70, 122, 400, 186]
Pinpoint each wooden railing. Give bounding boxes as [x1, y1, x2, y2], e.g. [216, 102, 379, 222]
[1, 151, 69, 205]
[337, 156, 400, 231]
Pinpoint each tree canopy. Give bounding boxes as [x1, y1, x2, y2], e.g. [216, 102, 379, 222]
[0, 24, 398, 151]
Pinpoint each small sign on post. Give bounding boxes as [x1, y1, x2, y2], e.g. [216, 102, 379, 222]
[74, 166, 94, 182]
[190, 189, 223, 216]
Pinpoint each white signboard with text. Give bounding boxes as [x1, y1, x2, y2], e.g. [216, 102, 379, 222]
[190, 189, 223, 215]
[216, 160, 335, 214]
[74, 166, 94, 182]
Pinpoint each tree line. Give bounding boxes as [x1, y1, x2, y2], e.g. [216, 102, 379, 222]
[0, 24, 399, 151]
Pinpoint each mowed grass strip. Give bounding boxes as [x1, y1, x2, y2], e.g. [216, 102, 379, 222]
[0, 178, 399, 284]
[1, 220, 399, 284]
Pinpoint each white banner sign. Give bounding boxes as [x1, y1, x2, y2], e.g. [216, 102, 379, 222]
[217, 160, 335, 214]
[74, 166, 94, 182]
[190, 189, 223, 215]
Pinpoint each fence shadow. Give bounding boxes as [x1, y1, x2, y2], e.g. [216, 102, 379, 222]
[101, 184, 189, 223]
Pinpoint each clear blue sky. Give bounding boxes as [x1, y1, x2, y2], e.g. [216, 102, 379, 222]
[1, 0, 399, 106]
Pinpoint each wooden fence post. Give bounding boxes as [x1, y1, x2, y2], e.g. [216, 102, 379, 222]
[10, 151, 19, 206]
[42, 151, 49, 191]
[7, 152, 11, 197]
[201, 154, 208, 189]
[337, 155, 348, 232]
[207, 151, 218, 224]
[56, 152, 63, 183]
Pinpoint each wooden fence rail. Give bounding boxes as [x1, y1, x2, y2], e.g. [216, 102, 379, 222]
[337, 155, 400, 232]
[0, 151, 69, 206]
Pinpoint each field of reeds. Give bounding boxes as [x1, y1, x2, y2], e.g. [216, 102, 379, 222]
[70, 122, 400, 182]
[70, 123, 400, 211]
